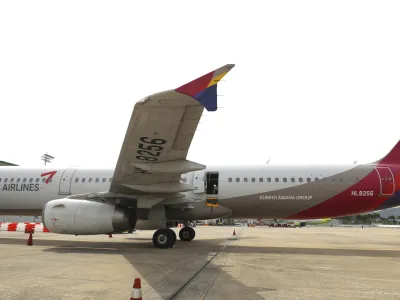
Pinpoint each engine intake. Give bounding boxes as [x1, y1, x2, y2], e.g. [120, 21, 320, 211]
[42, 199, 136, 235]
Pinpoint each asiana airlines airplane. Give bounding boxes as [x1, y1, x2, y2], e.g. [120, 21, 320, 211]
[0, 64, 399, 249]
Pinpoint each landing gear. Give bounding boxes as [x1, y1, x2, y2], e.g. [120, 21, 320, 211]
[179, 226, 196, 241]
[152, 228, 176, 249]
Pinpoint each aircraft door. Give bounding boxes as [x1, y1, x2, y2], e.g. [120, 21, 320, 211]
[59, 168, 76, 195]
[375, 167, 395, 196]
[193, 170, 205, 194]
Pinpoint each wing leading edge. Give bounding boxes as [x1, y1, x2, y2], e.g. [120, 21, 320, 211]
[109, 64, 235, 195]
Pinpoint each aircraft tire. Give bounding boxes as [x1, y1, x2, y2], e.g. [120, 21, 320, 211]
[169, 228, 177, 245]
[179, 227, 195, 241]
[153, 228, 175, 248]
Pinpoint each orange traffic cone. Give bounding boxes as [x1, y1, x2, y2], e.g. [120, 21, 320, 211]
[27, 231, 33, 246]
[229, 229, 238, 240]
[130, 278, 142, 300]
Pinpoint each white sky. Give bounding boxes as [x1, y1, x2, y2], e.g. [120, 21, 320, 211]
[0, 1, 399, 168]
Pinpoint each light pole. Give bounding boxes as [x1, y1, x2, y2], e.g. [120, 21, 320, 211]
[41, 153, 55, 166]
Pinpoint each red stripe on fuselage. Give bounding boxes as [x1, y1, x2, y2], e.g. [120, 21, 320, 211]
[287, 167, 398, 219]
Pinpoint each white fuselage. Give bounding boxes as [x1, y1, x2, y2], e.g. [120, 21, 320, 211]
[0, 163, 391, 221]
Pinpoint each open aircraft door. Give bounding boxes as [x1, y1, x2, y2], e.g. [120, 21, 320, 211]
[193, 170, 205, 194]
[59, 168, 76, 195]
[375, 167, 395, 196]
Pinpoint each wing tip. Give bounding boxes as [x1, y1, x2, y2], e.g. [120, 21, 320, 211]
[176, 64, 235, 111]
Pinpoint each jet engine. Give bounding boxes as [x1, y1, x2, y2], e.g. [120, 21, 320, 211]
[42, 199, 136, 235]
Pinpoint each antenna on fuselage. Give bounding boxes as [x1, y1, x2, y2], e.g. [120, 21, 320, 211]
[41, 153, 55, 166]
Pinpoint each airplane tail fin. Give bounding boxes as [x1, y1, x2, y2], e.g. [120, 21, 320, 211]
[373, 140, 400, 165]
[0, 160, 18, 166]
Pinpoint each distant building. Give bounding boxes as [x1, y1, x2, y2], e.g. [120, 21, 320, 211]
[0, 216, 38, 222]
[0, 161, 18, 166]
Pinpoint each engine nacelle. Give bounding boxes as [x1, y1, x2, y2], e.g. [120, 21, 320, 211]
[42, 199, 136, 235]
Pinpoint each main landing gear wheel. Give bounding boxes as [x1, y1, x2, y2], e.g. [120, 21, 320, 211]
[152, 228, 176, 249]
[170, 229, 176, 244]
[179, 226, 196, 241]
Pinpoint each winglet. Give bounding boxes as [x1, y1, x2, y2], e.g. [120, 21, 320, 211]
[176, 64, 235, 111]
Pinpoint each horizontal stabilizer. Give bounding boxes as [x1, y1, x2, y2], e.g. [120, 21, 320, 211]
[124, 182, 197, 193]
[131, 159, 205, 174]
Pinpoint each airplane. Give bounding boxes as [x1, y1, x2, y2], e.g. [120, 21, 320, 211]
[291, 218, 332, 227]
[265, 218, 331, 227]
[0, 64, 400, 249]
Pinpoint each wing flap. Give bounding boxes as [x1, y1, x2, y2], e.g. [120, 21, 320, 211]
[124, 182, 197, 193]
[131, 159, 205, 174]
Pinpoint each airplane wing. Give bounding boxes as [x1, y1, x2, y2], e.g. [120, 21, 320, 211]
[108, 64, 235, 197]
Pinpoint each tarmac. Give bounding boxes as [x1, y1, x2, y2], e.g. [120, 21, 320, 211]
[0, 226, 400, 299]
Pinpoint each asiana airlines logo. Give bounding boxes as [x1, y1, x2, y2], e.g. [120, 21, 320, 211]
[1, 171, 57, 192]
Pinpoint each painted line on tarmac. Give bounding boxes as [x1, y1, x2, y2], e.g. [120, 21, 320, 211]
[167, 226, 246, 300]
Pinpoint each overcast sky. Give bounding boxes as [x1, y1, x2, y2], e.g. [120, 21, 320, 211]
[0, 1, 399, 168]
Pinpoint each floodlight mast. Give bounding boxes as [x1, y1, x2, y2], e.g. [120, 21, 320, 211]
[41, 153, 55, 166]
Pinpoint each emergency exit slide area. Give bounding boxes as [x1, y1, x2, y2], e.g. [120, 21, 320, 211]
[206, 172, 219, 195]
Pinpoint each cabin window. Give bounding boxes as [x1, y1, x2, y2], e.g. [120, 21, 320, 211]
[236, 178, 240, 182]
[283, 177, 287, 183]
[23, 178, 27, 183]
[356, 177, 360, 182]
[109, 178, 112, 182]
[10, 178, 14, 183]
[340, 177, 344, 181]
[259, 177, 263, 183]
[182, 177, 187, 182]
[29, 178, 33, 183]
[315, 177, 319, 181]
[4, 178, 7, 183]
[228, 177, 232, 182]
[75, 178, 79, 183]
[244, 177, 248, 183]
[89, 178, 92, 183]
[36, 178, 39, 183]
[16, 178, 20, 183]
[42, 178, 46, 182]
[267, 177, 271, 183]
[299, 177, 303, 183]
[307, 177, 311, 182]
[95, 178, 99, 183]
[82, 178, 86, 183]
[49, 179, 52, 183]
[251, 177, 255, 183]
[291, 177, 295, 183]
[275, 177, 279, 183]
[0, 179, 2, 182]
[102, 178, 106, 183]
